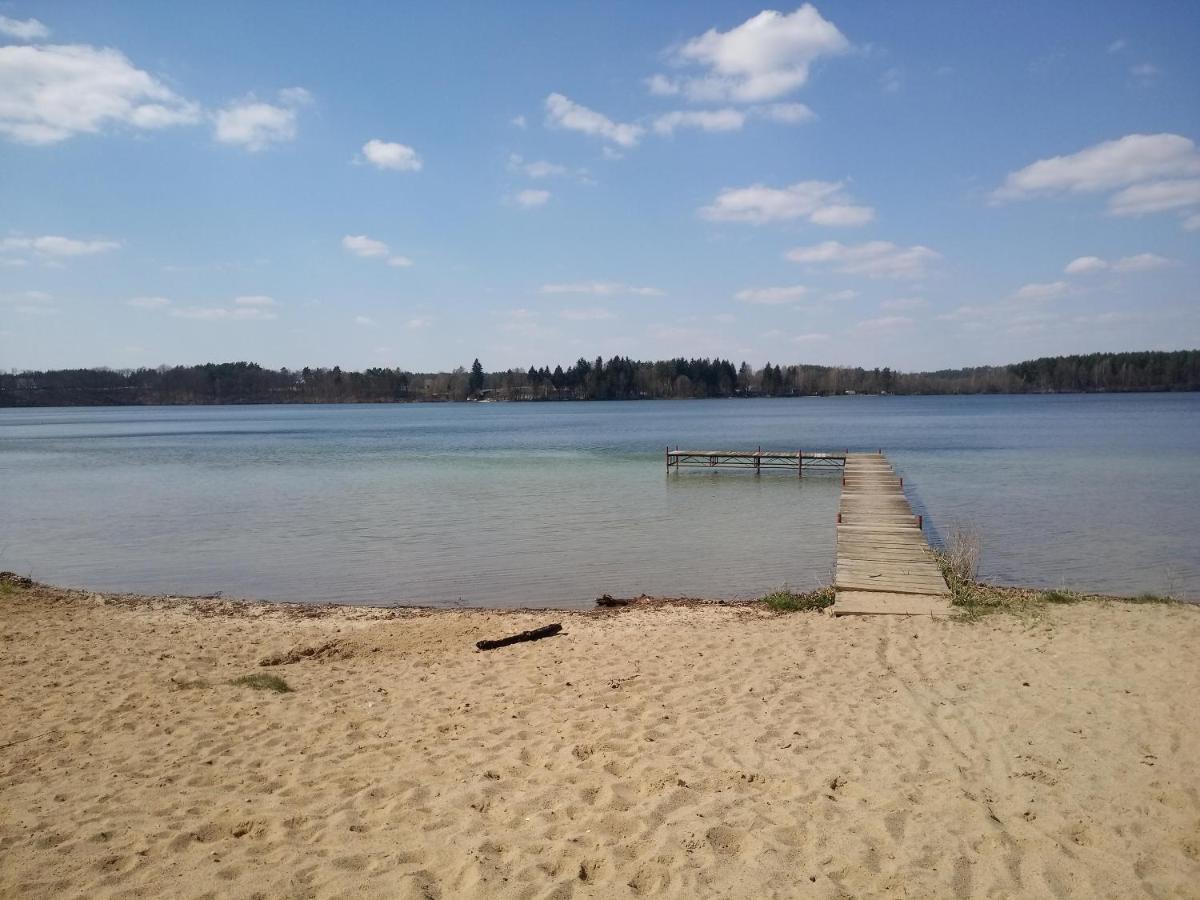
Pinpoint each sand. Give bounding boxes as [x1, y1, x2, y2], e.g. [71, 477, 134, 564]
[2, 583, 1198, 899]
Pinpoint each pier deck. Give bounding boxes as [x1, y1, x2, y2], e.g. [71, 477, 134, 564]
[834, 453, 953, 616]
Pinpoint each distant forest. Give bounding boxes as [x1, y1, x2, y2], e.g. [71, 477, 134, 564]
[2, 350, 1197, 406]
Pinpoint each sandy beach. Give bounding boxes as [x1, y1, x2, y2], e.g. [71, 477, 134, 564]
[2, 581, 1198, 899]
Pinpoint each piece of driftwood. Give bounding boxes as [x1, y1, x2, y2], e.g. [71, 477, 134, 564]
[476, 623, 562, 651]
[595, 594, 632, 607]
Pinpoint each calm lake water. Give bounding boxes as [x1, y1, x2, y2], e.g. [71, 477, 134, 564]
[2, 395, 1197, 607]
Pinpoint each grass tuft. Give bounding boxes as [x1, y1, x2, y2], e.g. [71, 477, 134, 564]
[761, 585, 835, 612]
[230, 673, 292, 693]
[1040, 589, 1079, 605]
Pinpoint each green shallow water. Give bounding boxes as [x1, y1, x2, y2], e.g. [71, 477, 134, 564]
[1, 394, 1196, 607]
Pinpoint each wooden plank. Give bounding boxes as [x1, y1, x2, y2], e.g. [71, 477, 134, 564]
[833, 451, 951, 616]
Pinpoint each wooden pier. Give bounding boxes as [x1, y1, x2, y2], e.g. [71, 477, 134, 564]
[834, 453, 953, 616]
[666, 448, 846, 477]
[665, 446, 953, 616]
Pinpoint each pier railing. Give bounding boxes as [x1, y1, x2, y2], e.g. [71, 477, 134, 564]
[666, 448, 846, 477]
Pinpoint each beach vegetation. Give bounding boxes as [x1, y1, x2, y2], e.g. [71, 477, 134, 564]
[230, 673, 292, 693]
[761, 585, 835, 612]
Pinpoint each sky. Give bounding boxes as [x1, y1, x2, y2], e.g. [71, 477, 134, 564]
[1, 1, 1198, 374]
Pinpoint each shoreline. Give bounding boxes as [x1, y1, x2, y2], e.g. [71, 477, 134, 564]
[3, 577, 1198, 897]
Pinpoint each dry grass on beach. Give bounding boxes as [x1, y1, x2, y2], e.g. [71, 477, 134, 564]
[2, 580, 1199, 899]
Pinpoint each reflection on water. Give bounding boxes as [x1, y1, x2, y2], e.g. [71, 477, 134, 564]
[1, 394, 1197, 606]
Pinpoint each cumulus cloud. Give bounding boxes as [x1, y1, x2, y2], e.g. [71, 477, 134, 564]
[1106, 178, 1200, 216]
[654, 4, 850, 103]
[1065, 253, 1173, 275]
[214, 88, 309, 151]
[341, 234, 411, 267]
[560, 307, 615, 321]
[992, 133, 1200, 226]
[734, 285, 808, 304]
[1011, 280, 1072, 302]
[1064, 256, 1108, 275]
[171, 304, 277, 321]
[786, 240, 940, 279]
[856, 316, 914, 333]
[544, 93, 642, 147]
[508, 154, 568, 178]
[700, 180, 873, 226]
[653, 108, 744, 135]
[361, 138, 422, 171]
[751, 102, 814, 123]
[234, 295, 277, 307]
[993, 134, 1200, 199]
[515, 188, 551, 208]
[126, 296, 171, 309]
[1, 235, 120, 263]
[0, 16, 49, 40]
[0, 43, 201, 143]
[540, 282, 664, 297]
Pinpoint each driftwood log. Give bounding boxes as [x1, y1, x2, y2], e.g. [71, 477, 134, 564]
[476, 623, 562, 651]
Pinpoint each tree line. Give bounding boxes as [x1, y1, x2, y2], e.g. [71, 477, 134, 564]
[1, 350, 1197, 406]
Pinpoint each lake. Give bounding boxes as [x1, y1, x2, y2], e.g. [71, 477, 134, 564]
[1, 394, 1197, 606]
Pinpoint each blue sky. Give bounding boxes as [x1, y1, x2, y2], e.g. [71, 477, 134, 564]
[1, 1, 1198, 373]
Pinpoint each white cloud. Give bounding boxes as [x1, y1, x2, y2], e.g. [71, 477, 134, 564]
[341, 234, 411, 267]
[936, 305, 992, 323]
[353, 315, 373, 326]
[407, 316, 433, 330]
[1113, 252, 1172, 272]
[544, 93, 642, 147]
[1, 234, 121, 260]
[734, 285, 808, 304]
[658, 4, 850, 103]
[880, 297, 927, 310]
[1011, 280, 1071, 302]
[1065, 253, 1174, 274]
[560, 307, 615, 321]
[0, 44, 201, 144]
[880, 67, 902, 94]
[127, 296, 171, 309]
[234, 295, 277, 307]
[214, 88, 309, 151]
[1107, 178, 1200, 216]
[1184, 212, 1200, 231]
[361, 138, 422, 171]
[786, 240, 939, 279]
[511, 114, 527, 129]
[751, 102, 814, 123]
[540, 282, 664, 297]
[645, 74, 680, 96]
[342, 234, 388, 258]
[823, 289, 858, 302]
[1131, 63, 1160, 80]
[508, 154, 568, 178]
[0, 16, 49, 40]
[171, 305, 277, 321]
[856, 315, 913, 332]
[992, 133, 1200, 201]
[700, 180, 873, 226]
[1108, 39, 1127, 53]
[1064, 256, 1108, 275]
[515, 188, 551, 208]
[793, 332, 830, 343]
[653, 108, 745, 135]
